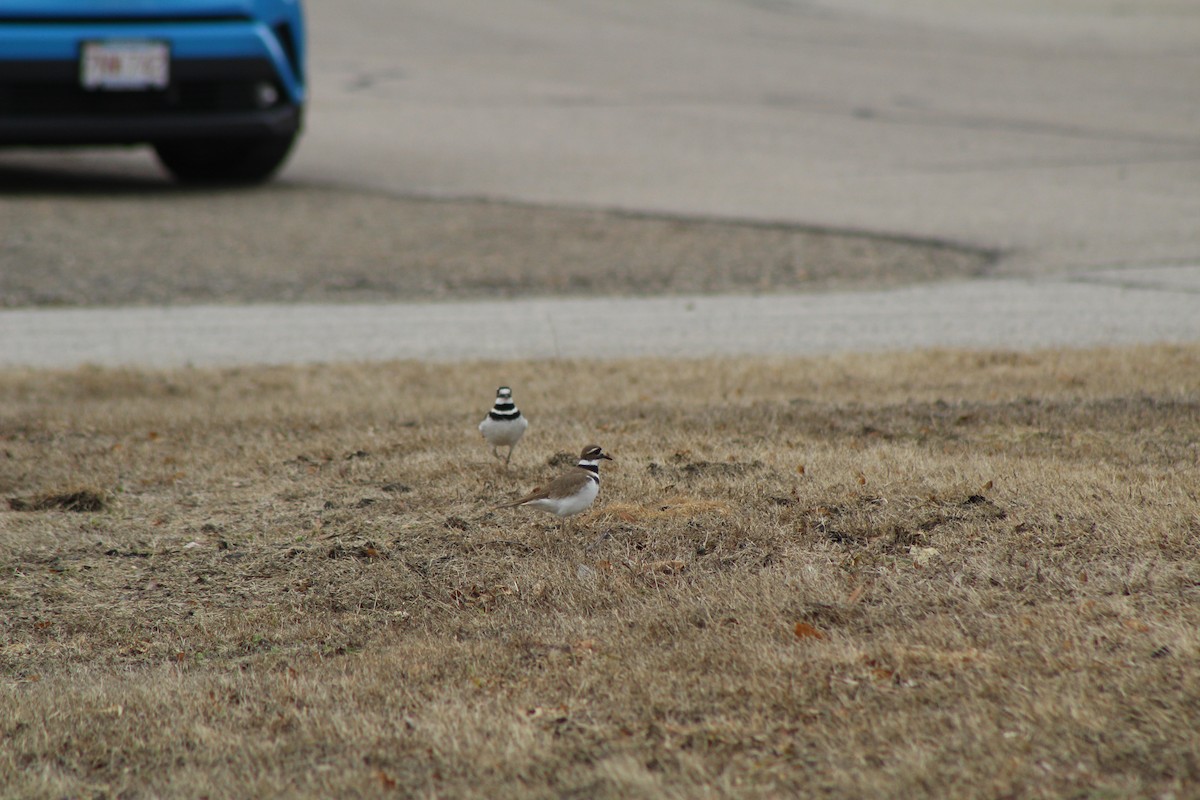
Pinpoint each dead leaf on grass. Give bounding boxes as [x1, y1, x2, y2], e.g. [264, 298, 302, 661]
[608, 505, 642, 523]
[635, 559, 686, 576]
[572, 639, 599, 655]
[793, 622, 827, 641]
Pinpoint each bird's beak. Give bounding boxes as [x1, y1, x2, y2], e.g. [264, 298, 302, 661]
[601, 453, 614, 461]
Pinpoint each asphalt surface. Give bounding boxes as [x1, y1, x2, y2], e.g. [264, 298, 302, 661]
[0, 187, 992, 308]
[295, 0, 1200, 273]
[1, 0, 1198, 368]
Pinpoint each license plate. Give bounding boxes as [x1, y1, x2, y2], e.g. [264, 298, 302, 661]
[80, 41, 170, 91]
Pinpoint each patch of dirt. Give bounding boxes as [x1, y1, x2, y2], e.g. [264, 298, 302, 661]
[0, 184, 995, 308]
[9, 489, 106, 512]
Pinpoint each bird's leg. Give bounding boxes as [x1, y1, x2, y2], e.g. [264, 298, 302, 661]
[505, 445, 514, 466]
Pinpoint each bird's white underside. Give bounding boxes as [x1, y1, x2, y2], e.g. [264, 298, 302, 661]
[479, 415, 528, 447]
[524, 478, 599, 517]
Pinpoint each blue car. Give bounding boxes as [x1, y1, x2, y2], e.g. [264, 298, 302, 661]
[0, 0, 305, 183]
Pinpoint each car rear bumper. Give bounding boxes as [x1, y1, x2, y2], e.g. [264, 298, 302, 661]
[0, 57, 303, 145]
[0, 104, 301, 145]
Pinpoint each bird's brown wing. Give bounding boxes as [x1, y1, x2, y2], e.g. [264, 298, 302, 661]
[497, 469, 592, 508]
[541, 469, 593, 500]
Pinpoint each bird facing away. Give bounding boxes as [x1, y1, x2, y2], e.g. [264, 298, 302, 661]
[479, 386, 528, 465]
[498, 444, 613, 531]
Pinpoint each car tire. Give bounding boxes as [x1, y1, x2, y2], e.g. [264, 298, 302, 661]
[154, 132, 298, 185]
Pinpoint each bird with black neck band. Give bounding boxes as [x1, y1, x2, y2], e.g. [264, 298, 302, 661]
[498, 444, 613, 534]
[478, 386, 528, 466]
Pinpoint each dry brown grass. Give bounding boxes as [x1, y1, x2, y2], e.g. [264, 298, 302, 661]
[2, 346, 1198, 799]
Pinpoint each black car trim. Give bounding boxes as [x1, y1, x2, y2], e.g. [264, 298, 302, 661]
[0, 15, 251, 24]
[0, 105, 302, 146]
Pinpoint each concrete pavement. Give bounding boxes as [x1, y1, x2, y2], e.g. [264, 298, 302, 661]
[5, 268, 1197, 368]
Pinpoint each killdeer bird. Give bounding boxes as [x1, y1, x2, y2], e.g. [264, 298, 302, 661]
[479, 386, 528, 465]
[498, 444, 613, 532]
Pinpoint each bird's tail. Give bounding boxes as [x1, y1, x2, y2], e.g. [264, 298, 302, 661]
[496, 489, 541, 509]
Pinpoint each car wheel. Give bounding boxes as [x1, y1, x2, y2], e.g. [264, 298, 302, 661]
[154, 133, 298, 185]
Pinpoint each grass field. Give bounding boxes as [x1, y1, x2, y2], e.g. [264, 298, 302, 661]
[2, 346, 1198, 798]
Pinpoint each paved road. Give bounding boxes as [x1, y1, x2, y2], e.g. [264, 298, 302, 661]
[295, 0, 1200, 274]
[2, 0, 1198, 368]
